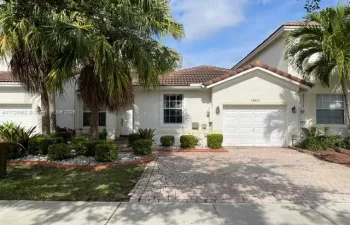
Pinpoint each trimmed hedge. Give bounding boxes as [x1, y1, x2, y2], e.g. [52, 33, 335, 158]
[180, 135, 197, 149]
[51, 132, 71, 143]
[160, 135, 175, 147]
[82, 140, 103, 156]
[73, 136, 88, 144]
[207, 134, 223, 149]
[132, 139, 153, 156]
[95, 143, 119, 162]
[28, 137, 62, 155]
[48, 143, 72, 160]
[0, 142, 12, 178]
[128, 133, 141, 147]
[99, 129, 108, 140]
[7, 142, 23, 159]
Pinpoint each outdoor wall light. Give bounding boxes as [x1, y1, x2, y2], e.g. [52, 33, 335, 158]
[216, 106, 220, 115]
[292, 106, 297, 114]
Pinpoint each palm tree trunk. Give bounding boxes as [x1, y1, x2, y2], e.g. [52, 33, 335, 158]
[341, 76, 350, 125]
[90, 105, 99, 140]
[48, 92, 56, 134]
[41, 85, 50, 135]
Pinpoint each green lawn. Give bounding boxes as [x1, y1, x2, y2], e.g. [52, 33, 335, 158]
[0, 165, 145, 201]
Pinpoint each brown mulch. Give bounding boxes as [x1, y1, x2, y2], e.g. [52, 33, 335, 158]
[314, 148, 350, 165]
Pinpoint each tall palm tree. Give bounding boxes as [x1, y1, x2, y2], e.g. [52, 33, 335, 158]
[285, 5, 350, 124]
[43, 0, 184, 139]
[0, 2, 58, 135]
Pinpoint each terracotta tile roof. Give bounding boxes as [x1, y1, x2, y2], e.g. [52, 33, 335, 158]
[203, 61, 313, 87]
[283, 21, 319, 26]
[0, 71, 17, 82]
[159, 66, 230, 86]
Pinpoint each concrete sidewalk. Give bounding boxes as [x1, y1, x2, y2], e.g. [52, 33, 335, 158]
[0, 201, 350, 225]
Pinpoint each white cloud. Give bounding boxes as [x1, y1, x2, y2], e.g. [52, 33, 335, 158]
[171, 0, 249, 41]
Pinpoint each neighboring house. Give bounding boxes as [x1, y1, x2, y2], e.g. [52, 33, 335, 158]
[0, 22, 348, 147]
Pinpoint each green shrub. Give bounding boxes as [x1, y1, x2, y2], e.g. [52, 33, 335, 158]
[132, 139, 153, 156]
[180, 135, 197, 148]
[207, 134, 223, 149]
[160, 135, 175, 147]
[99, 129, 108, 140]
[0, 142, 12, 179]
[95, 143, 119, 162]
[137, 128, 156, 141]
[48, 143, 72, 160]
[82, 140, 103, 156]
[28, 137, 57, 155]
[51, 132, 71, 143]
[128, 133, 141, 147]
[324, 135, 345, 148]
[73, 136, 88, 144]
[7, 142, 23, 159]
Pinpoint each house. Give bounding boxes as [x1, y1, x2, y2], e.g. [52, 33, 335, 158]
[0, 22, 348, 147]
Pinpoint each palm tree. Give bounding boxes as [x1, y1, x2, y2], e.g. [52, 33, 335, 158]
[43, 0, 184, 139]
[0, 2, 57, 135]
[285, 5, 350, 124]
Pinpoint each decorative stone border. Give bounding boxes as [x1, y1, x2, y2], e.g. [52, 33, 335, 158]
[157, 148, 228, 153]
[8, 153, 157, 170]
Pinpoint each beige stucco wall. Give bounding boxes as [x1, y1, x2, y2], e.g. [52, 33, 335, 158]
[134, 88, 211, 146]
[210, 69, 301, 146]
[302, 82, 350, 135]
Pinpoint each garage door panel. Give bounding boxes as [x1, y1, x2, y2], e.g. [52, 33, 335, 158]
[223, 105, 285, 147]
[0, 104, 34, 129]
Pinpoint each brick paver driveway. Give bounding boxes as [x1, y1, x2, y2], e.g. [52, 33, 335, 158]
[129, 148, 350, 204]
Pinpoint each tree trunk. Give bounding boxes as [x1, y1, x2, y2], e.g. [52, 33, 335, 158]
[48, 92, 57, 134]
[41, 84, 50, 136]
[90, 105, 99, 140]
[340, 76, 350, 126]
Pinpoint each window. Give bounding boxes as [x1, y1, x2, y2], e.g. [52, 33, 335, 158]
[163, 94, 183, 124]
[316, 94, 344, 124]
[83, 105, 106, 127]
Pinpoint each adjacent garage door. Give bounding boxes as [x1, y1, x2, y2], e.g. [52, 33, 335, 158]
[0, 104, 34, 128]
[223, 105, 285, 147]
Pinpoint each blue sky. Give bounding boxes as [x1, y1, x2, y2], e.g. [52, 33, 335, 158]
[164, 0, 339, 69]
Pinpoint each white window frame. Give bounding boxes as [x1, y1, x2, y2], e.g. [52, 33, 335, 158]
[316, 94, 345, 125]
[83, 105, 107, 127]
[160, 93, 186, 128]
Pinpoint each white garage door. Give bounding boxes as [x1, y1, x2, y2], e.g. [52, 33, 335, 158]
[0, 104, 34, 128]
[223, 105, 285, 147]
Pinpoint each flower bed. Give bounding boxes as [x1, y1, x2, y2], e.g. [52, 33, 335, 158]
[8, 153, 157, 170]
[289, 146, 350, 166]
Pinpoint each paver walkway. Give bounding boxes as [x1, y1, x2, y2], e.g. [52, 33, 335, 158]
[129, 148, 350, 204]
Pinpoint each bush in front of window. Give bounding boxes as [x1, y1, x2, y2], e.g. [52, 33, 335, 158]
[48, 143, 73, 160]
[137, 128, 156, 141]
[180, 135, 197, 149]
[296, 127, 347, 151]
[207, 134, 223, 149]
[99, 129, 108, 140]
[95, 143, 119, 162]
[160, 135, 175, 147]
[28, 137, 62, 155]
[128, 133, 141, 147]
[73, 136, 88, 144]
[132, 139, 153, 156]
[51, 132, 71, 143]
